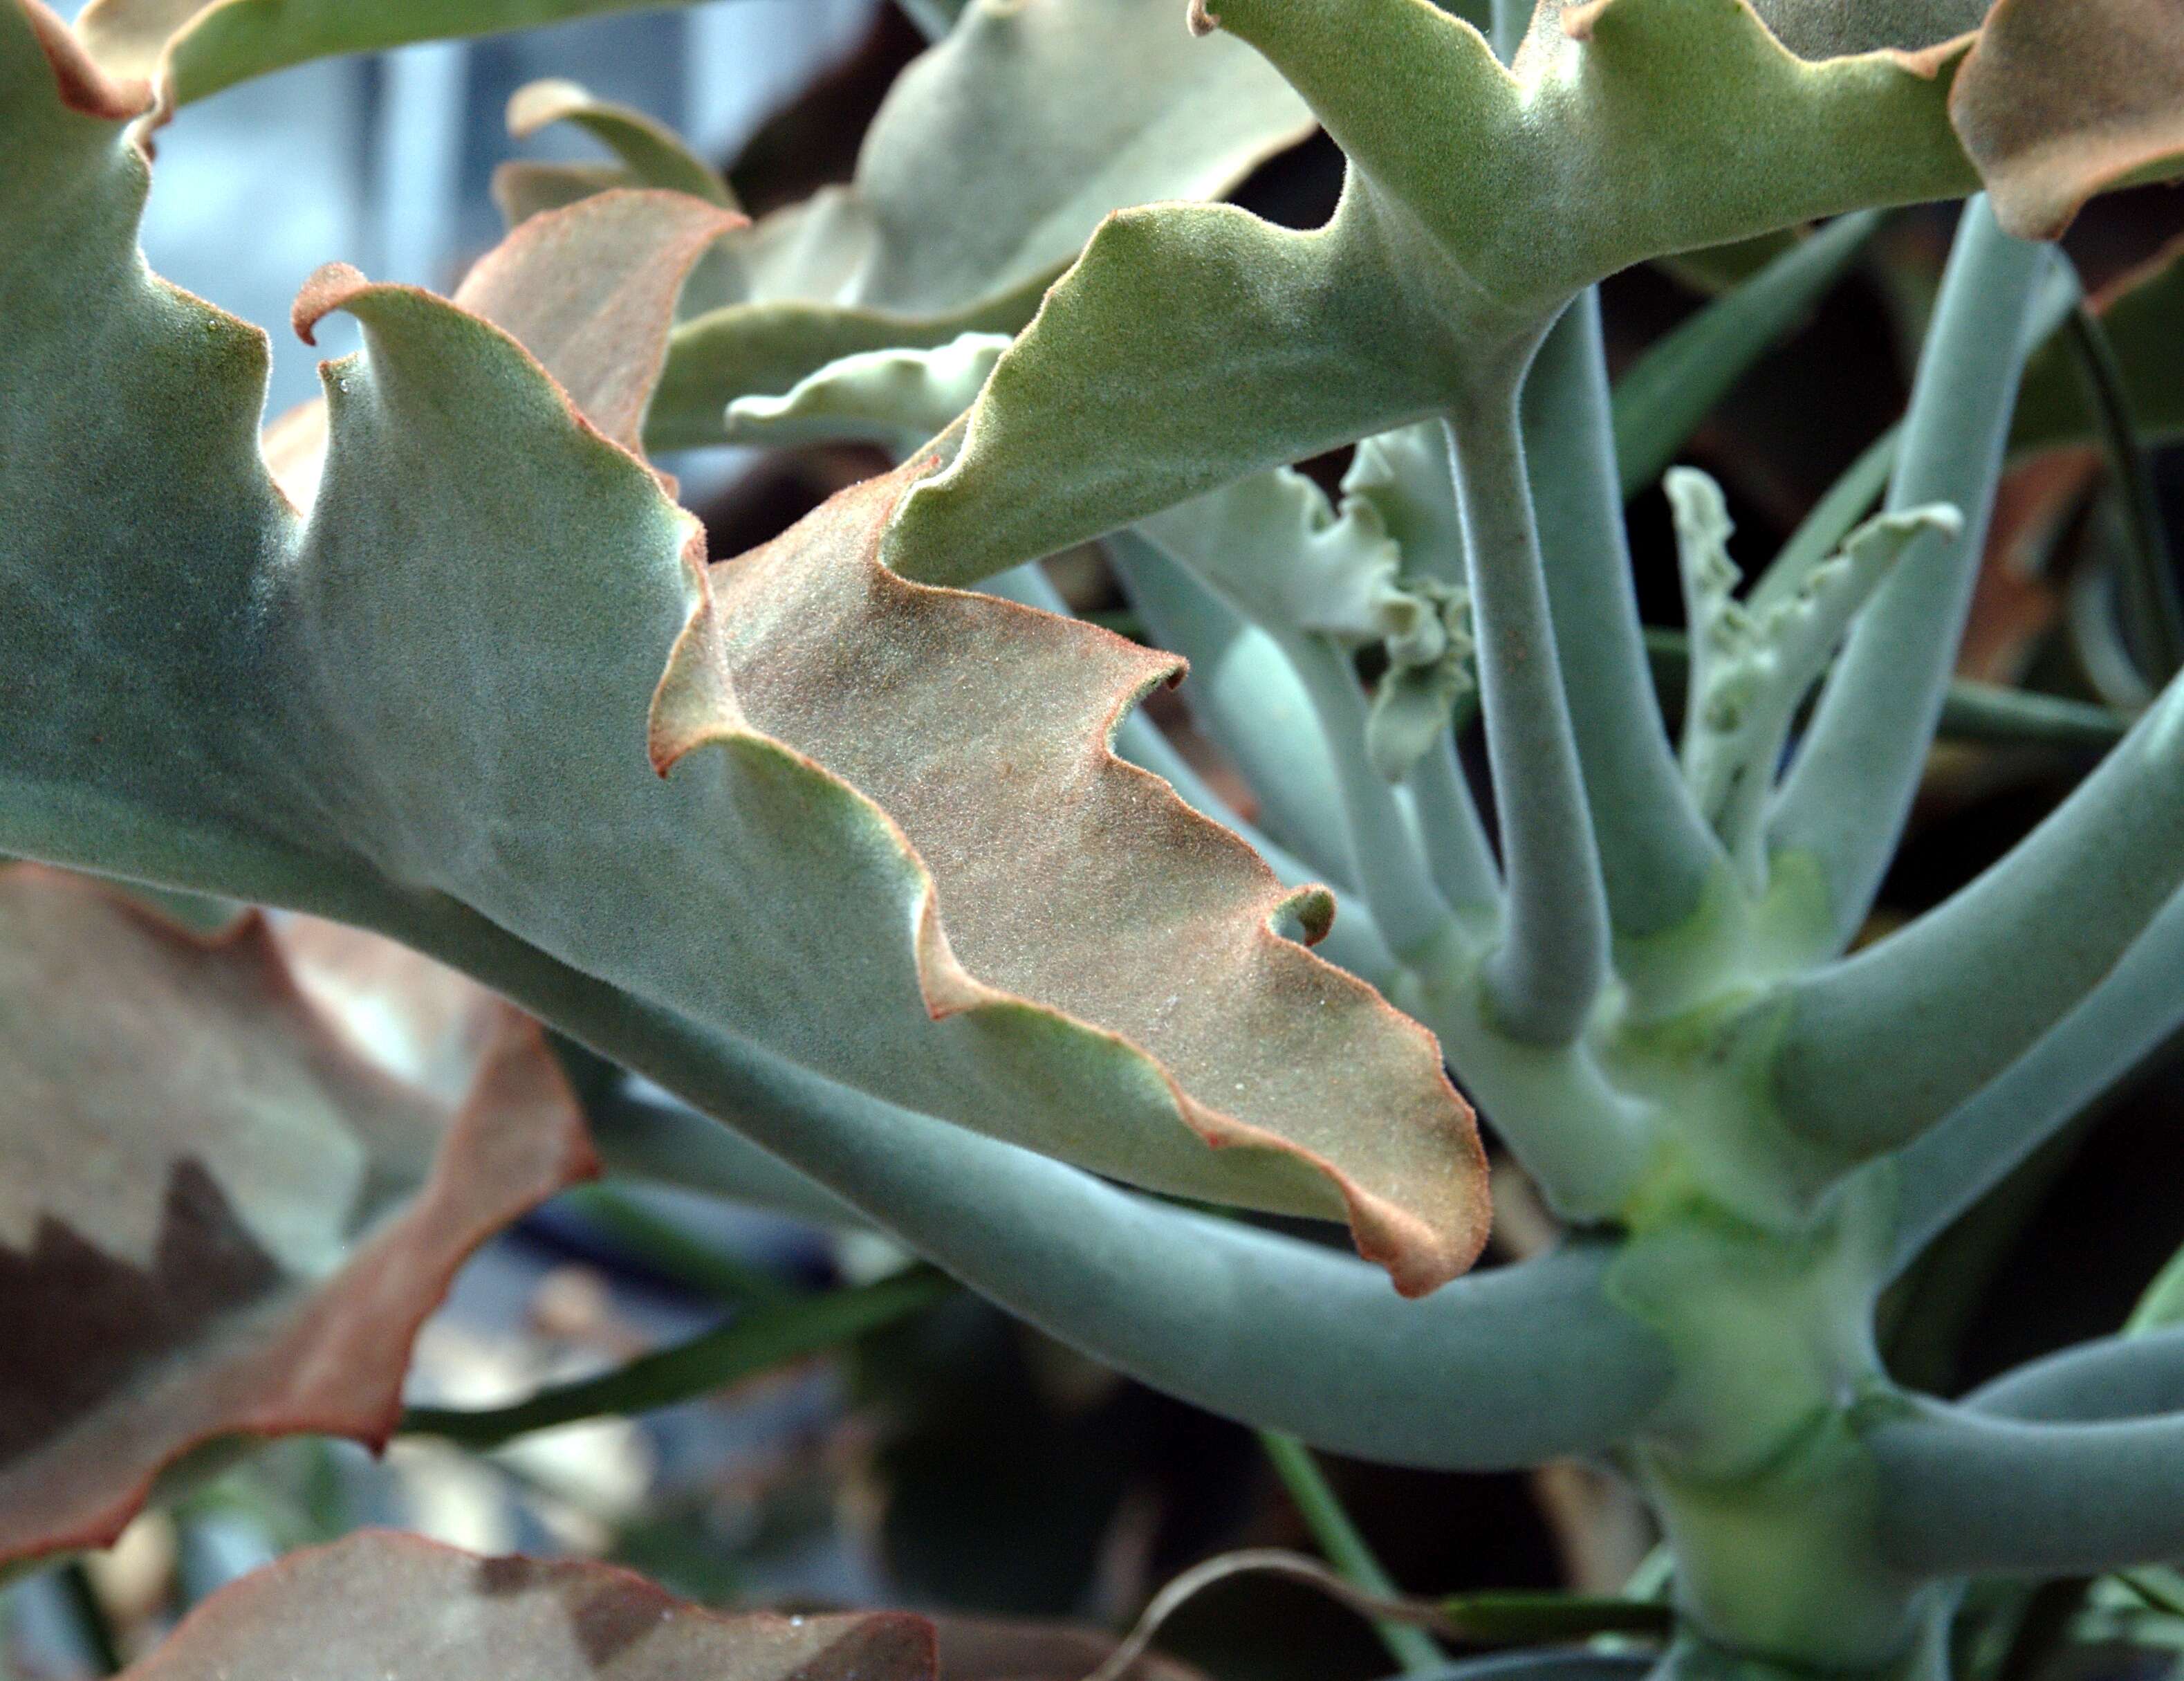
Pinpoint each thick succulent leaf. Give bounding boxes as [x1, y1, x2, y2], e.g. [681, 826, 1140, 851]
[651, 455, 1488, 1292]
[495, 160, 641, 230]
[2014, 234, 2184, 456]
[642, 0, 1314, 447]
[1947, 0, 2184, 240]
[0, 866, 593, 1565]
[0, 8, 1485, 1293]
[1744, 0, 1983, 57]
[507, 78, 734, 208]
[1201, 0, 1972, 317]
[887, 0, 1980, 584]
[721, 333, 1009, 454]
[445, 187, 745, 457]
[887, 192, 1452, 586]
[123, 1532, 935, 1681]
[72, 0, 724, 107]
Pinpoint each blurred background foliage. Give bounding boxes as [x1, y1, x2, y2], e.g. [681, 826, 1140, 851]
[7, 3, 2184, 1679]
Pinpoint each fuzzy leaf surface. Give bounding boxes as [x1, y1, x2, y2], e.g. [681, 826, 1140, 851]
[506, 77, 734, 208]
[641, 0, 1314, 446]
[889, 0, 1980, 582]
[0, 867, 592, 1566]
[122, 1532, 936, 1681]
[1947, 0, 2184, 239]
[0, 8, 1485, 1293]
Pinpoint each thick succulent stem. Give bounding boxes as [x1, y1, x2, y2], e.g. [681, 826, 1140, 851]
[1405, 731, 1502, 920]
[1769, 197, 2051, 953]
[351, 883, 1672, 1472]
[1526, 292, 1725, 939]
[1771, 666, 2184, 1164]
[1882, 886, 2184, 1272]
[1965, 1326, 2184, 1422]
[1279, 627, 1460, 959]
[1871, 1402, 2184, 1577]
[1444, 375, 1610, 1045]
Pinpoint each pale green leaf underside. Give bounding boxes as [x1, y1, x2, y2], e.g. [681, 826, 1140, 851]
[640, 0, 1315, 447]
[0, 10, 1484, 1294]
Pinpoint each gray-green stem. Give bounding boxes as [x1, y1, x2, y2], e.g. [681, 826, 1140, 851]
[1443, 380, 1609, 1045]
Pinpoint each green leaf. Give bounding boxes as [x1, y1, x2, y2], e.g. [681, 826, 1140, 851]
[721, 332, 1008, 454]
[118, 1532, 936, 1680]
[642, 0, 1315, 446]
[1612, 210, 1883, 500]
[887, 0, 1979, 585]
[1644, 628, 2131, 750]
[402, 1268, 951, 1449]
[2014, 235, 2184, 456]
[886, 194, 1448, 586]
[0, 865, 595, 1568]
[506, 77, 735, 208]
[69, 0, 728, 107]
[1, 13, 1487, 1295]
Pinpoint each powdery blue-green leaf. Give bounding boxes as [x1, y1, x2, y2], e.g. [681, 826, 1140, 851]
[721, 333, 1008, 454]
[0, 8, 1487, 1294]
[121, 1532, 936, 1681]
[70, 0, 728, 108]
[639, 0, 1316, 448]
[887, 0, 1982, 585]
[0, 866, 594, 1567]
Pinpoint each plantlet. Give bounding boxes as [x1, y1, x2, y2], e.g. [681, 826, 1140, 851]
[6, 0, 2184, 1678]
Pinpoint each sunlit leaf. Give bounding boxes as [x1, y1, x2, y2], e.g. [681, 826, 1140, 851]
[71, 0, 730, 108]
[0, 866, 593, 1566]
[119, 1531, 936, 1680]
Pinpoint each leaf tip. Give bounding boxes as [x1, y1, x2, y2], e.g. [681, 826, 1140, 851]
[293, 261, 369, 346]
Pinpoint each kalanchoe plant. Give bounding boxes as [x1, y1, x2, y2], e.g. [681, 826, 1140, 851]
[7, 0, 2184, 1678]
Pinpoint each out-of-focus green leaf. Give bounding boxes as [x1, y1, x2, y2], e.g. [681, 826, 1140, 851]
[1644, 629, 2129, 748]
[0, 865, 594, 1568]
[403, 1269, 952, 1449]
[1613, 210, 1884, 500]
[68, 0, 730, 107]
[887, 0, 1979, 585]
[1, 12, 1488, 1295]
[2014, 234, 2184, 457]
[506, 77, 734, 208]
[116, 1532, 936, 1681]
[638, 0, 1315, 446]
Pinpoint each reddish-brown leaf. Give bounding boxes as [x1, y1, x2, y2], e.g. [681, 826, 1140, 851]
[1950, 0, 2184, 239]
[123, 1531, 937, 1681]
[0, 867, 594, 1565]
